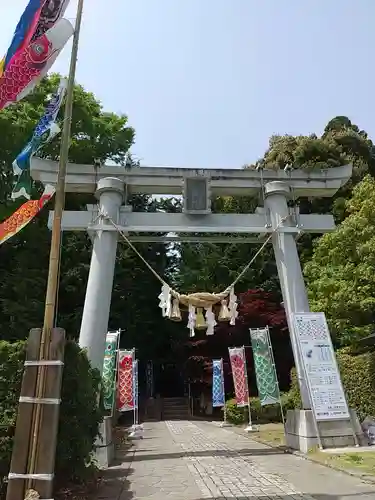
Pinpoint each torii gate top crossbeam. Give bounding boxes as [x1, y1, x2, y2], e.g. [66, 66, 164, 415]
[31, 159, 352, 198]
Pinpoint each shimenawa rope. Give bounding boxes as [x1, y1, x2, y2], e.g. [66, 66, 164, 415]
[96, 212, 289, 308]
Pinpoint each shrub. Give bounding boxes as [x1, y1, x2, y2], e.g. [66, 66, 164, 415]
[0, 341, 25, 497]
[225, 398, 247, 425]
[224, 393, 296, 425]
[56, 341, 104, 482]
[336, 347, 375, 422]
[0, 340, 104, 496]
[288, 348, 375, 422]
[288, 368, 302, 409]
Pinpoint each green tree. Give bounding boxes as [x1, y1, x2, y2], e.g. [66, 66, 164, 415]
[0, 76, 183, 370]
[305, 175, 375, 346]
[249, 116, 375, 223]
[0, 73, 134, 200]
[0, 74, 134, 341]
[176, 116, 375, 301]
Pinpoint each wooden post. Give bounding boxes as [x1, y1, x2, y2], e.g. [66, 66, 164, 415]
[23, 0, 85, 497]
[32, 329, 65, 498]
[6, 329, 41, 500]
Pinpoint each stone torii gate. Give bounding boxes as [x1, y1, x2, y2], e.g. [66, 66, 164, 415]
[31, 159, 359, 451]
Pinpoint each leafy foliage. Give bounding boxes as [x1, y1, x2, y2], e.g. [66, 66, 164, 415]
[0, 341, 24, 496]
[0, 74, 134, 201]
[305, 175, 375, 345]
[253, 133, 346, 171]
[56, 342, 103, 482]
[0, 73, 134, 341]
[337, 348, 375, 422]
[0, 76, 178, 365]
[249, 116, 375, 176]
[224, 394, 295, 425]
[0, 340, 104, 496]
[225, 398, 247, 425]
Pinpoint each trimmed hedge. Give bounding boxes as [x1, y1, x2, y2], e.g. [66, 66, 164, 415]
[289, 348, 375, 422]
[0, 340, 104, 496]
[224, 393, 295, 425]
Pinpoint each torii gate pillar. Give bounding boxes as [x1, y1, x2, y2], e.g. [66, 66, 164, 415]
[78, 177, 124, 373]
[264, 181, 311, 408]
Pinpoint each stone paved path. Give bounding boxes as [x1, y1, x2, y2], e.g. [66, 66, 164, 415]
[100, 420, 375, 500]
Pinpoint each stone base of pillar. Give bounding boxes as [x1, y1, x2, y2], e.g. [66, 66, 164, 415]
[95, 416, 115, 468]
[285, 409, 368, 453]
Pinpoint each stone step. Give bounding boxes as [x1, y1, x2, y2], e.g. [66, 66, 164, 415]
[163, 402, 188, 406]
[161, 397, 190, 420]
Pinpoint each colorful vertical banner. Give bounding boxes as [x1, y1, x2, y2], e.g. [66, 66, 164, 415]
[0, 0, 45, 77]
[117, 350, 134, 412]
[0, 0, 71, 78]
[250, 327, 280, 406]
[0, 18, 73, 110]
[212, 359, 225, 407]
[228, 347, 249, 407]
[146, 360, 153, 398]
[133, 359, 139, 410]
[102, 331, 120, 411]
[0, 185, 55, 246]
[33, 0, 71, 41]
[12, 77, 67, 200]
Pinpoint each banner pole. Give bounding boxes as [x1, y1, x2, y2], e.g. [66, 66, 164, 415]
[133, 352, 136, 428]
[265, 326, 286, 427]
[111, 330, 121, 419]
[221, 359, 226, 422]
[242, 346, 254, 432]
[220, 358, 229, 427]
[25, 1, 85, 496]
[136, 360, 139, 425]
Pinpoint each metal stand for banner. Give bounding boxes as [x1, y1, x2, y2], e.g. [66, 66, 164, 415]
[111, 330, 121, 419]
[219, 358, 231, 427]
[129, 350, 142, 439]
[243, 346, 256, 432]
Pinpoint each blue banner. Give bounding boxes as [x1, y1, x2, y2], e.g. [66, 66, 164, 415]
[12, 78, 67, 200]
[212, 359, 225, 407]
[1, 0, 44, 76]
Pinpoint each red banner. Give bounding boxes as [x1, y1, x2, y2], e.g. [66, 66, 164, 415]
[0, 185, 55, 245]
[117, 350, 134, 412]
[228, 347, 249, 407]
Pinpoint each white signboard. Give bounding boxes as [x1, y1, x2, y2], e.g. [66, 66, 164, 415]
[292, 312, 350, 421]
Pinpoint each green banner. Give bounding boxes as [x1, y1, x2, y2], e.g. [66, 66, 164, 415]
[250, 327, 280, 406]
[102, 331, 119, 411]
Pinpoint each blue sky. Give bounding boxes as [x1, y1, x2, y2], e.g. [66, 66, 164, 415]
[2, 0, 375, 168]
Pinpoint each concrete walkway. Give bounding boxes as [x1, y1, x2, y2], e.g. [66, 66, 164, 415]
[97, 420, 375, 500]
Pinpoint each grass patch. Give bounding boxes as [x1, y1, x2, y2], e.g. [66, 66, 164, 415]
[309, 449, 375, 477]
[248, 423, 375, 477]
[250, 423, 286, 447]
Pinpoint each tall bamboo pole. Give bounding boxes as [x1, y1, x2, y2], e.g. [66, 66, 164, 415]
[27, 0, 85, 489]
